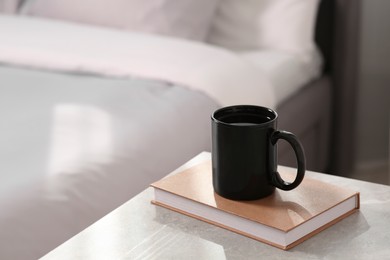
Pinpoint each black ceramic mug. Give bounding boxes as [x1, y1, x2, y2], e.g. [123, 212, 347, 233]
[211, 105, 305, 200]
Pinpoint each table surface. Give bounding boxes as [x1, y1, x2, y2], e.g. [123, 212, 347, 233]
[42, 153, 390, 260]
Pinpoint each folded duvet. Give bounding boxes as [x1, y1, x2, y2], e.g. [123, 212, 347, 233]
[0, 14, 276, 108]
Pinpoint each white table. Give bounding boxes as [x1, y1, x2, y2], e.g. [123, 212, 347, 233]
[42, 153, 390, 260]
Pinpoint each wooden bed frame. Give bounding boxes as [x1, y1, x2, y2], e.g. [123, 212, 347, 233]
[277, 0, 360, 175]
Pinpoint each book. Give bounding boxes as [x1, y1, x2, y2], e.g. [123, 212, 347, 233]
[151, 160, 360, 250]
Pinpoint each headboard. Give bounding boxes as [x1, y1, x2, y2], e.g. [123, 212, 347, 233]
[315, 0, 335, 73]
[314, 0, 361, 175]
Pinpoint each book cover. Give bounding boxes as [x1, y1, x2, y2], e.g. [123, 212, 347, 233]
[151, 160, 360, 250]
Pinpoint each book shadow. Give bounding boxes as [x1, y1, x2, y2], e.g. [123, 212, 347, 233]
[153, 194, 369, 257]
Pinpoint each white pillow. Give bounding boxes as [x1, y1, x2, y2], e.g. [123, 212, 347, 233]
[20, 0, 220, 41]
[0, 0, 20, 13]
[207, 0, 320, 55]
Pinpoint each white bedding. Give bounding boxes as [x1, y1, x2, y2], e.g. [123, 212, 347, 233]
[0, 15, 276, 108]
[241, 50, 322, 104]
[0, 14, 322, 260]
[0, 65, 220, 260]
[0, 15, 323, 106]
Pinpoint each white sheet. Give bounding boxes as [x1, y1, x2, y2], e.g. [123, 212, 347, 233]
[0, 14, 276, 108]
[0, 66, 220, 260]
[0, 14, 322, 259]
[240, 50, 323, 104]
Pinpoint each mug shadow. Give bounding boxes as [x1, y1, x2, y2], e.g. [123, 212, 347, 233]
[222, 191, 314, 228]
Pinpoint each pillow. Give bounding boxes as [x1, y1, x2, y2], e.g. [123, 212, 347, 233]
[0, 0, 21, 13]
[20, 0, 220, 41]
[207, 0, 320, 55]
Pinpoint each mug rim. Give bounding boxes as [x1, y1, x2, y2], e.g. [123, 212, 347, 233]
[211, 105, 278, 127]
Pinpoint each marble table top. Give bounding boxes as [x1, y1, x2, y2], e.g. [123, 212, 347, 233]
[42, 153, 390, 260]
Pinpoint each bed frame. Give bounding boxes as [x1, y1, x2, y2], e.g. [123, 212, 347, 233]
[277, 0, 360, 175]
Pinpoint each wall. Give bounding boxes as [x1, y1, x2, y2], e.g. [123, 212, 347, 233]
[353, 0, 390, 183]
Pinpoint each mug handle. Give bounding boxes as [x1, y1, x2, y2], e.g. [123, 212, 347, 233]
[270, 130, 306, 191]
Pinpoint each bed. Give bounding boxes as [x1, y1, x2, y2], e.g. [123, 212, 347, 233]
[0, 0, 359, 259]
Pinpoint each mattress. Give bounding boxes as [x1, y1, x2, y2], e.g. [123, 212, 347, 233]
[0, 65, 220, 259]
